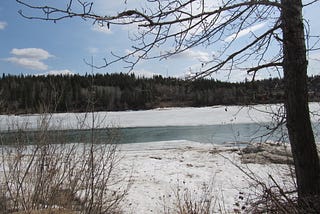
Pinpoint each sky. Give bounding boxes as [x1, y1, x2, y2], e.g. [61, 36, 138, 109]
[0, 0, 319, 82]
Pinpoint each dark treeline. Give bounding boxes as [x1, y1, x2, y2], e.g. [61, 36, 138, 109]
[1, 73, 320, 114]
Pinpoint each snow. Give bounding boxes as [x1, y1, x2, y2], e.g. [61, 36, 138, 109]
[117, 140, 293, 213]
[1, 103, 319, 131]
[1, 103, 314, 213]
[0, 139, 293, 213]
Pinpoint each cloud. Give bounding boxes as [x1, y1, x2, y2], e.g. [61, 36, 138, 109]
[225, 22, 266, 42]
[5, 48, 53, 71]
[6, 57, 48, 70]
[10, 48, 53, 60]
[92, 24, 112, 35]
[36, 69, 75, 76]
[0, 21, 7, 30]
[171, 49, 212, 62]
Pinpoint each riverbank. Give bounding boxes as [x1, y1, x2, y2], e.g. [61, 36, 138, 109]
[0, 140, 307, 213]
[117, 140, 294, 213]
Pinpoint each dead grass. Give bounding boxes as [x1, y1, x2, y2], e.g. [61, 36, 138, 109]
[162, 181, 216, 214]
[0, 113, 130, 214]
[11, 208, 77, 214]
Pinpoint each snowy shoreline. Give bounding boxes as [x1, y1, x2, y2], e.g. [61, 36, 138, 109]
[1, 102, 319, 131]
[118, 140, 293, 213]
[1, 103, 312, 213]
[0, 139, 293, 213]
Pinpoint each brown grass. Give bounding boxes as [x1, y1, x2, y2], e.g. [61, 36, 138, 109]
[12, 208, 77, 214]
[0, 113, 130, 214]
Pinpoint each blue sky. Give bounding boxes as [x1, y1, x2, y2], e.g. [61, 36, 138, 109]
[0, 1, 319, 82]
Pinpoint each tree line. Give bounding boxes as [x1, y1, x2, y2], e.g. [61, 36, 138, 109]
[0, 73, 319, 114]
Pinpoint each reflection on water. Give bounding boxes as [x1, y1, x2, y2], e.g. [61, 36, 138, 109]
[1, 122, 295, 145]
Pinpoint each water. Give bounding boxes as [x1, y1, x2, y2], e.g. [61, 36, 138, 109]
[119, 122, 320, 144]
[114, 123, 283, 144]
[0, 122, 292, 145]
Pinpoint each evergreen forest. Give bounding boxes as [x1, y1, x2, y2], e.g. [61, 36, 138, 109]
[1, 73, 320, 114]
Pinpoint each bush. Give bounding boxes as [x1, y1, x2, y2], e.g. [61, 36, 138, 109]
[162, 181, 215, 214]
[0, 113, 130, 214]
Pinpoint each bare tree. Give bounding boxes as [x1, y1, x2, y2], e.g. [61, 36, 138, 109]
[15, 0, 320, 209]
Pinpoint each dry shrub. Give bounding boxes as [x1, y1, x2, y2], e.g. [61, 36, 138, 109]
[11, 208, 77, 214]
[234, 164, 320, 214]
[162, 181, 215, 214]
[239, 153, 320, 213]
[248, 182, 320, 214]
[0, 114, 130, 214]
[246, 176, 299, 214]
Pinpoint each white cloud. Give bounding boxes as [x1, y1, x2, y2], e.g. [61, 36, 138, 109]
[225, 22, 267, 42]
[92, 25, 112, 35]
[171, 49, 212, 62]
[5, 57, 48, 70]
[36, 69, 75, 76]
[5, 48, 53, 71]
[10, 48, 53, 60]
[0, 21, 7, 30]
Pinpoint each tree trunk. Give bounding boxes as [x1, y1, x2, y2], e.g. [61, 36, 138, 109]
[281, 0, 320, 208]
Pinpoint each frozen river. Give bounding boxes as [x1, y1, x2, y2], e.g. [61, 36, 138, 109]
[1, 103, 320, 145]
[101, 123, 283, 144]
[2, 122, 320, 146]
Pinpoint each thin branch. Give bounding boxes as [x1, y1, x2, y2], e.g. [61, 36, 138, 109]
[194, 24, 282, 78]
[139, 1, 282, 27]
[303, 0, 319, 7]
[247, 62, 283, 74]
[16, 0, 285, 78]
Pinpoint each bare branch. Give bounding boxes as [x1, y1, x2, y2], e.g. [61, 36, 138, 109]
[139, 1, 282, 27]
[15, 0, 285, 75]
[303, 0, 320, 7]
[194, 24, 282, 79]
[247, 62, 283, 74]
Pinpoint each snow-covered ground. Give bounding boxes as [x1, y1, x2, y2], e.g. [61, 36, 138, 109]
[118, 140, 293, 213]
[0, 139, 293, 213]
[1, 102, 319, 130]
